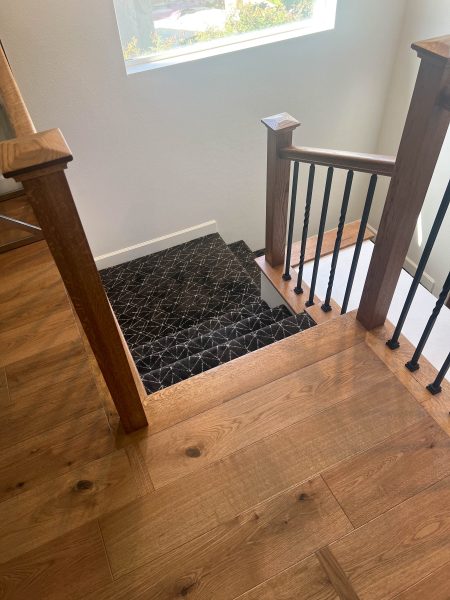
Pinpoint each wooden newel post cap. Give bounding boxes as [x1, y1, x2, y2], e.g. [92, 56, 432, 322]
[261, 112, 300, 134]
[0, 128, 73, 180]
[412, 34, 450, 64]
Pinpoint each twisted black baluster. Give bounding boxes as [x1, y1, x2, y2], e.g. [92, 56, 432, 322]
[294, 164, 315, 294]
[282, 161, 299, 281]
[341, 173, 377, 314]
[406, 271, 450, 371]
[387, 179, 450, 349]
[322, 170, 354, 312]
[305, 166, 334, 306]
[427, 352, 450, 395]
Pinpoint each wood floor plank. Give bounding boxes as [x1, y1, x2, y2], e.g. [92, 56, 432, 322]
[392, 562, 450, 599]
[0, 409, 114, 502]
[330, 475, 450, 600]
[324, 418, 450, 527]
[0, 521, 112, 600]
[145, 313, 366, 434]
[94, 477, 352, 599]
[5, 338, 88, 401]
[0, 449, 141, 564]
[0, 368, 11, 407]
[0, 308, 79, 367]
[316, 547, 361, 600]
[0, 376, 102, 451]
[100, 377, 424, 577]
[235, 554, 339, 600]
[143, 344, 394, 488]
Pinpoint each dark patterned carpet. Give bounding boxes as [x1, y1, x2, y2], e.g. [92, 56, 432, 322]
[101, 234, 315, 393]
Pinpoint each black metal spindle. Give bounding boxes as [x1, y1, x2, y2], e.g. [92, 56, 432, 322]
[387, 179, 450, 349]
[322, 170, 354, 312]
[427, 352, 450, 395]
[406, 271, 450, 372]
[305, 166, 334, 306]
[282, 161, 299, 281]
[294, 164, 315, 294]
[341, 173, 378, 315]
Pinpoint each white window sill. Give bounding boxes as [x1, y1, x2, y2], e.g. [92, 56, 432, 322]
[125, 15, 335, 75]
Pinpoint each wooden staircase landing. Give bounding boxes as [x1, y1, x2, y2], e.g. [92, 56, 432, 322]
[1, 241, 450, 599]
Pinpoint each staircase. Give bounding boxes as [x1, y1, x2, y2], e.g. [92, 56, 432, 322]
[100, 233, 315, 392]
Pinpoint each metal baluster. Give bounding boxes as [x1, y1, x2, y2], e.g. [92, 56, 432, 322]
[341, 174, 377, 315]
[387, 179, 450, 349]
[406, 271, 450, 371]
[294, 164, 315, 294]
[282, 161, 299, 281]
[305, 166, 334, 306]
[427, 352, 450, 395]
[322, 170, 354, 312]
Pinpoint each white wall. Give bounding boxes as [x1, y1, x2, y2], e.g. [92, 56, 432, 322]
[371, 0, 450, 295]
[0, 0, 405, 257]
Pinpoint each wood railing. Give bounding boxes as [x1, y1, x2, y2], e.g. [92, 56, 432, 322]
[262, 34, 450, 330]
[0, 44, 148, 432]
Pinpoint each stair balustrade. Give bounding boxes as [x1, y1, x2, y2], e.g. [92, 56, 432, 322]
[0, 42, 148, 432]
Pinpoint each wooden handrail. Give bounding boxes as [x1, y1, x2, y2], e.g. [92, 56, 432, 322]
[279, 146, 396, 177]
[0, 42, 35, 137]
[358, 34, 450, 330]
[0, 130, 148, 432]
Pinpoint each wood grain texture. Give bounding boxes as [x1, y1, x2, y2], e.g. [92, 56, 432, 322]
[358, 44, 450, 329]
[331, 475, 450, 600]
[0, 44, 35, 136]
[235, 554, 339, 600]
[290, 221, 375, 268]
[0, 521, 112, 600]
[316, 547, 361, 600]
[22, 169, 147, 432]
[142, 344, 393, 488]
[0, 368, 10, 407]
[0, 129, 72, 178]
[101, 376, 423, 577]
[97, 477, 352, 596]
[324, 419, 450, 527]
[279, 146, 395, 176]
[0, 449, 140, 564]
[412, 34, 450, 61]
[0, 409, 114, 502]
[0, 194, 41, 251]
[144, 312, 365, 434]
[263, 113, 300, 266]
[393, 561, 450, 599]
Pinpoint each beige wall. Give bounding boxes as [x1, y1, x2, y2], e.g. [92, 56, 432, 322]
[0, 0, 405, 258]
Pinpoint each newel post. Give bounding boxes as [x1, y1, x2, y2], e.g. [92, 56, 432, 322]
[0, 129, 148, 432]
[262, 113, 300, 267]
[357, 35, 450, 330]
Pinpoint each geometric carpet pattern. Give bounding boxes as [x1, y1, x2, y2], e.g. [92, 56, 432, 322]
[100, 233, 315, 393]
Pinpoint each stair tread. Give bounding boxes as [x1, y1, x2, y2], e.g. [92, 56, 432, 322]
[100, 233, 260, 349]
[144, 312, 366, 433]
[134, 305, 291, 373]
[131, 301, 269, 361]
[142, 312, 315, 393]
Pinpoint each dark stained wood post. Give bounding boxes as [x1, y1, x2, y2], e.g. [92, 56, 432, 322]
[357, 35, 450, 330]
[0, 129, 148, 432]
[262, 113, 300, 267]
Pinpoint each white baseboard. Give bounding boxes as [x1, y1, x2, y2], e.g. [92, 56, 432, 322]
[94, 220, 217, 270]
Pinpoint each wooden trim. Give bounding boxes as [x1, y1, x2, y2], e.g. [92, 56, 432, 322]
[412, 34, 450, 63]
[0, 234, 42, 254]
[357, 39, 450, 330]
[0, 129, 72, 178]
[0, 213, 41, 234]
[290, 220, 374, 267]
[19, 168, 148, 432]
[262, 113, 300, 267]
[0, 189, 26, 203]
[0, 42, 35, 137]
[279, 146, 395, 176]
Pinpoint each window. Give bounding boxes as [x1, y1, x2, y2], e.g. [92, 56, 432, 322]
[114, 0, 337, 72]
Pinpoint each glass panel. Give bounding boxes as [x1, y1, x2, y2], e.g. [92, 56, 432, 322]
[114, 0, 335, 66]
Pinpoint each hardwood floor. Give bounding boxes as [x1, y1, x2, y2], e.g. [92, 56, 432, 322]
[1, 241, 450, 599]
